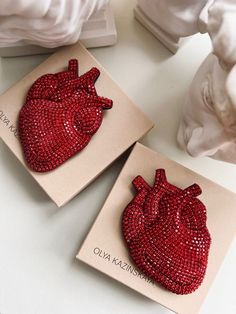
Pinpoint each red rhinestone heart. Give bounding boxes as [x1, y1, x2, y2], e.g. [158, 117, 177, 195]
[122, 169, 211, 294]
[18, 59, 113, 172]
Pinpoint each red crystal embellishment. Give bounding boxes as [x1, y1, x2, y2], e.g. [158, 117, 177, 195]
[18, 59, 113, 172]
[122, 169, 211, 294]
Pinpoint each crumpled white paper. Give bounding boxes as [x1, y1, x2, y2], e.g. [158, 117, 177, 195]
[177, 0, 236, 163]
[138, 0, 236, 163]
[207, 0, 236, 68]
[0, 0, 108, 48]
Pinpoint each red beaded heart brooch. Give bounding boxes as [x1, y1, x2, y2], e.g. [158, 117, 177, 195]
[122, 169, 211, 294]
[18, 59, 113, 172]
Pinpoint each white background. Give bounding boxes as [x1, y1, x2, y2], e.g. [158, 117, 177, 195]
[0, 1, 235, 313]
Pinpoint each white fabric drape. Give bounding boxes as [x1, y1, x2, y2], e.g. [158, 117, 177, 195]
[177, 0, 236, 163]
[0, 0, 108, 48]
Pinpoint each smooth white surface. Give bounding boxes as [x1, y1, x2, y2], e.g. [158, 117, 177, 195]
[0, 0, 235, 314]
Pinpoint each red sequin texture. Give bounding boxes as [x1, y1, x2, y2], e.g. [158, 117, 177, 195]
[18, 59, 113, 172]
[122, 169, 211, 294]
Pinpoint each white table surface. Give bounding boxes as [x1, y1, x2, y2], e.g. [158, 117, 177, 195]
[0, 1, 235, 314]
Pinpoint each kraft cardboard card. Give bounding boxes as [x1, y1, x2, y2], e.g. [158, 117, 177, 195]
[77, 143, 236, 314]
[0, 43, 153, 206]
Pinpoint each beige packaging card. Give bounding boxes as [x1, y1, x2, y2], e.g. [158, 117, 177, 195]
[77, 143, 236, 314]
[0, 43, 153, 207]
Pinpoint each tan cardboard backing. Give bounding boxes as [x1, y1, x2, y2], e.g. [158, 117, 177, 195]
[0, 43, 153, 206]
[77, 143, 236, 314]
